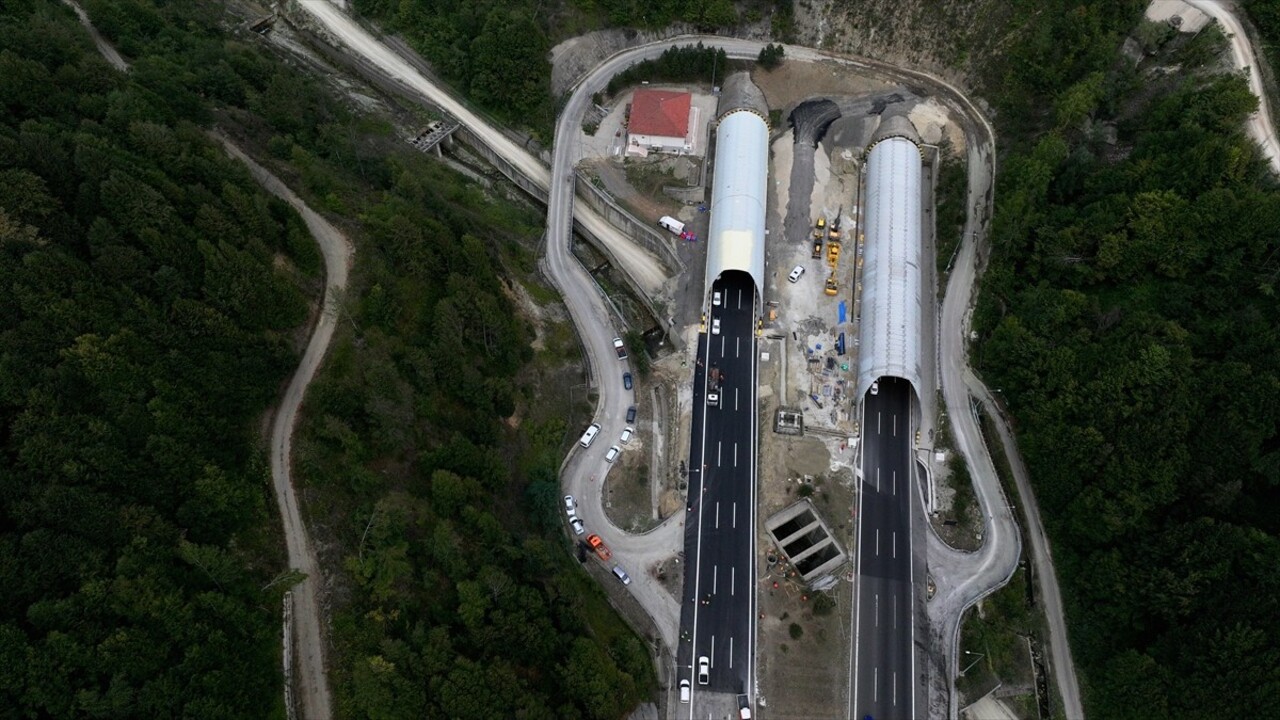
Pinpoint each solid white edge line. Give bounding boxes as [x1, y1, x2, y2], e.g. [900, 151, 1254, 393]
[849, 399, 868, 720]
[688, 330, 714, 719]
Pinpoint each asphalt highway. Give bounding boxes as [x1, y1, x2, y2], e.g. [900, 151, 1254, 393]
[679, 275, 758, 716]
[851, 376, 920, 720]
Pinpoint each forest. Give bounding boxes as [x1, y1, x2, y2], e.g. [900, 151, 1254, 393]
[2, 0, 653, 717]
[0, 1, 313, 716]
[8, 0, 1280, 716]
[972, 1, 1280, 716]
[352, 0, 788, 138]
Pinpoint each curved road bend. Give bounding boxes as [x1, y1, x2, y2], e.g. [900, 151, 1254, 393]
[1187, 0, 1280, 173]
[560, 34, 1032, 718]
[296, 1, 668, 295]
[217, 136, 350, 720]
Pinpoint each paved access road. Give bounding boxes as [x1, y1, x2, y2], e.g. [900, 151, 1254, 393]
[678, 276, 759, 716]
[297, 0, 668, 295]
[851, 377, 925, 720]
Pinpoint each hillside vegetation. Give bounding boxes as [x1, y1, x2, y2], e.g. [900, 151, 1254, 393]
[0, 1, 313, 716]
[3, 0, 654, 717]
[352, 0, 785, 137]
[974, 3, 1280, 717]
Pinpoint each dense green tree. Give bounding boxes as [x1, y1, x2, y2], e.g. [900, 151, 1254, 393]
[974, 8, 1280, 716]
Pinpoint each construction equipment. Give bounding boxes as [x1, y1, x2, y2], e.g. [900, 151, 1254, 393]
[811, 237, 823, 259]
[829, 207, 842, 241]
[824, 274, 838, 296]
[813, 216, 826, 240]
[827, 241, 841, 268]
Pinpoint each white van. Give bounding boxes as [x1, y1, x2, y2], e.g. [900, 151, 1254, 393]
[679, 679, 691, 703]
[580, 423, 601, 447]
[605, 445, 621, 463]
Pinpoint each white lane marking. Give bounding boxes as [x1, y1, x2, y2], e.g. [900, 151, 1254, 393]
[874, 667, 879, 702]
[877, 411, 882, 434]
[729, 636, 734, 667]
[716, 501, 720, 529]
[720, 336, 725, 356]
[737, 288, 742, 309]
[711, 635, 715, 664]
[876, 466, 880, 492]
[893, 413, 897, 437]
[893, 531, 897, 559]
[893, 470, 897, 496]
[733, 502, 737, 529]
[894, 595, 898, 629]
[875, 529, 880, 556]
[893, 671, 898, 706]
[731, 565, 736, 595]
[736, 336, 740, 358]
[734, 442, 739, 467]
[874, 593, 880, 627]
[713, 565, 718, 594]
[735, 387, 739, 412]
[717, 441, 722, 467]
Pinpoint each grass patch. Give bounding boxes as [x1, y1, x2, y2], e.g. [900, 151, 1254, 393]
[956, 565, 1038, 702]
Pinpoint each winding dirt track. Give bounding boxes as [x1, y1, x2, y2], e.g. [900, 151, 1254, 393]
[62, 1, 349, 716]
[217, 135, 350, 720]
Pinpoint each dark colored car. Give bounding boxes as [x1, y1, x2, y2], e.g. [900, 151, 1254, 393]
[623, 372, 633, 390]
[626, 406, 637, 423]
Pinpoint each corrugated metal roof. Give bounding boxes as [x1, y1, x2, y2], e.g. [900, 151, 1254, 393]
[706, 109, 768, 297]
[858, 136, 924, 398]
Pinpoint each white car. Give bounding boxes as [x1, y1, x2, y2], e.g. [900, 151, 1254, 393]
[563, 495, 576, 513]
[569, 517, 585, 535]
[788, 265, 805, 283]
[711, 317, 721, 335]
[620, 427, 634, 444]
[605, 445, 621, 463]
[611, 565, 631, 585]
[870, 380, 879, 396]
[712, 290, 722, 306]
[697, 655, 710, 685]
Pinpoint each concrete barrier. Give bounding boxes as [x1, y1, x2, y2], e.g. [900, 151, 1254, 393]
[280, 3, 673, 333]
[574, 170, 685, 275]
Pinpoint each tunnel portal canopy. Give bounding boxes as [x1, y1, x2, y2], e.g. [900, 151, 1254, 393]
[706, 108, 769, 300]
[857, 128, 924, 399]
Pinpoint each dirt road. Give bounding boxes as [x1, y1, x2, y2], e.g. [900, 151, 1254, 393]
[1188, 1, 1280, 174]
[61, 0, 128, 72]
[61, 4, 346, 716]
[217, 135, 350, 720]
[295, 0, 669, 296]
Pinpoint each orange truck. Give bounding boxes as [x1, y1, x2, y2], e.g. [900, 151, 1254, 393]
[587, 534, 612, 562]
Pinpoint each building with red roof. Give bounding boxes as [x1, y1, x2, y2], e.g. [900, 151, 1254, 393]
[626, 88, 698, 157]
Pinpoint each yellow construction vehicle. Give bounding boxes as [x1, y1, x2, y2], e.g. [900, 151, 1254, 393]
[813, 216, 825, 239]
[824, 274, 838, 296]
[827, 241, 841, 268]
